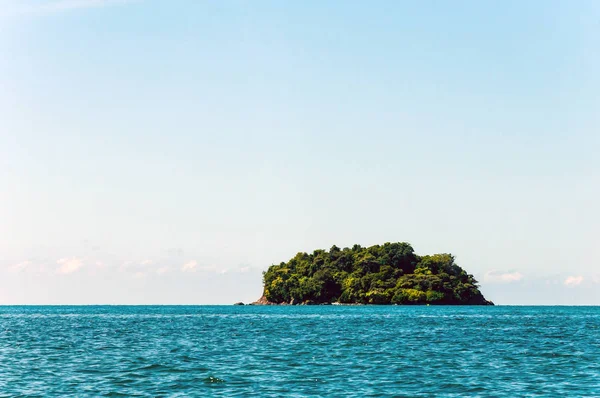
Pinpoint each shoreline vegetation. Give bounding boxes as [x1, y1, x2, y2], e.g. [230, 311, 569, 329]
[248, 242, 493, 306]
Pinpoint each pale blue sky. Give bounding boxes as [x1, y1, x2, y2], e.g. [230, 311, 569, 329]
[1, 0, 598, 304]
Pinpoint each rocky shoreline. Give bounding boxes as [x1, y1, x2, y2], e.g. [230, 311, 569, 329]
[236, 295, 493, 306]
[248, 295, 334, 305]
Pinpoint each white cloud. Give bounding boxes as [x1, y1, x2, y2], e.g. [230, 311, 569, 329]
[10, 261, 32, 272]
[564, 276, 584, 287]
[56, 257, 83, 275]
[181, 260, 197, 272]
[120, 260, 152, 270]
[180, 261, 227, 273]
[118, 259, 174, 275]
[199, 264, 224, 273]
[8, 260, 50, 274]
[484, 270, 524, 284]
[133, 271, 146, 279]
[156, 266, 170, 275]
[1, 0, 136, 17]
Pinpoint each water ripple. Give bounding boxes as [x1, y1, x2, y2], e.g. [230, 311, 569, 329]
[0, 306, 599, 396]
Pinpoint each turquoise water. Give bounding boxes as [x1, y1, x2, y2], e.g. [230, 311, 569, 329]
[0, 306, 598, 396]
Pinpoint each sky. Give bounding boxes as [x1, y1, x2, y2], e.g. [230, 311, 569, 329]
[0, 0, 598, 304]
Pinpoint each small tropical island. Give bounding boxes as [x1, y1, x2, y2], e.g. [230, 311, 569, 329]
[254, 242, 493, 305]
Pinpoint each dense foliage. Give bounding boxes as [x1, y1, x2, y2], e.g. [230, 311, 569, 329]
[262, 242, 492, 305]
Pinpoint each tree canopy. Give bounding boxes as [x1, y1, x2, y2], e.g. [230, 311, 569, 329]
[261, 242, 492, 305]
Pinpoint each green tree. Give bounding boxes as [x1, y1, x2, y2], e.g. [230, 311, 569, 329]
[261, 242, 492, 305]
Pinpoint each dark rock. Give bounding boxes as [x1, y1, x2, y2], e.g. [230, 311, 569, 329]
[251, 295, 276, 305]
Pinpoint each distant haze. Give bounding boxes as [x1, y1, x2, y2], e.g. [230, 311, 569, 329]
[1, 0, 598, 304]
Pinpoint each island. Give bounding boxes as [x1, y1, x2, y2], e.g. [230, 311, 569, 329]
[254, 242, 493, 305]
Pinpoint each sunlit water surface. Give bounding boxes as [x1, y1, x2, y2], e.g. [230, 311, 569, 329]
[0, 306, 598, 396]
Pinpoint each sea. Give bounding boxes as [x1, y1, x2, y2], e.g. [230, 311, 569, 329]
[0, 305, 598, 397]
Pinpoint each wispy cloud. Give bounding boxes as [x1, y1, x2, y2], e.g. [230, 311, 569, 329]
[181, 260, 198, 273]
[156, 266, 170, 275]
[56, 257, 83, 275]
[116, 259, 174, 276]
[1, 0, 136, 17]
[133, 271, 146, 279]
[564, 276, 584, 287]
[10, 260, 32, 272]
[484, 270, 524, 284]
[180, 261, 229, 274]
[120, 259, 155, 271]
